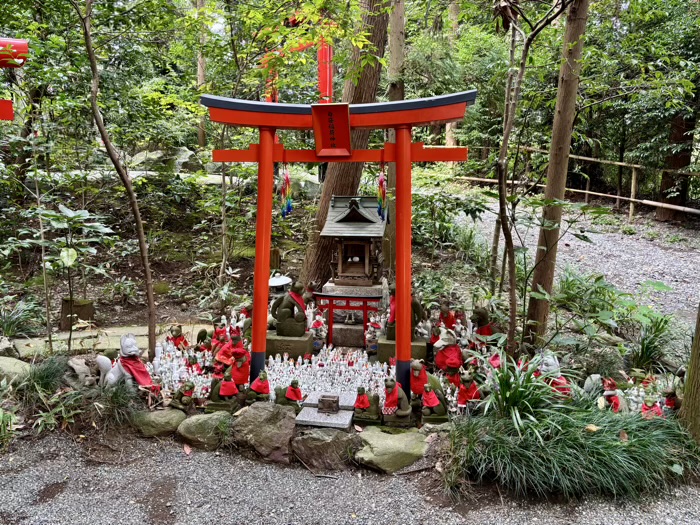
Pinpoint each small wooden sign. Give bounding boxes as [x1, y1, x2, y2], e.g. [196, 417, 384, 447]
[312, 103, 352, 157]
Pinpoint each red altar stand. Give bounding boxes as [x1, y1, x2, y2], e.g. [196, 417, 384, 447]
[313, 293, 383, 346]
[0, 38, 29, 121]
[201, 90, 477, 389]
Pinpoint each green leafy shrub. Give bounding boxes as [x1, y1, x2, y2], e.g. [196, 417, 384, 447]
[32, 389, 84, 434]
[16, 357, 69, 412]
[0, 296, 44, 337]
[0, 407, 16, 451]
[444, 410, 700, 499]
[89, 380, 143, 429]
[472, 351, 570, 433]
[626, 314, 672, 372]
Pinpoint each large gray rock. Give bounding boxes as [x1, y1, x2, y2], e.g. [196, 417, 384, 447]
[231, 402, 296, 464]
[177, 412, 233, 450]
[0, 336, 19, 358]
[355, 427, 427, 474]
[0, 356, 30, 382]
[292, 428, 361, 470]
[65, 357, 97, 389]
[133, 409, 187, 437]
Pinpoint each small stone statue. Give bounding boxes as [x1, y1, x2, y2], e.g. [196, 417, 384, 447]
[421, 384, 447, 417]
[96, 334, 152, 389]
[270, 282, 313, 337]
[385, 285, 423, 341]
[470, 307, 494, 349]
[170, 380, 195, 411]
[310, 313, 328, 351]
[210, 366, 239, 402]
[439, 300, 456, 330]
[457, 369, 481, 412]
[246, 370, 271, 404]
[382, 377, 412, 426]
[166, 324, 189, 351]
[354, 386, 381, 423]
[275, 379, 304, 414]
[434, 327, 463, 372]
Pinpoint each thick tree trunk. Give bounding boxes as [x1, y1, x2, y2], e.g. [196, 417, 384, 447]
[300, 0, 389, 287]
[196, 0, 207, 148]
[74, 0, 157, 359]
[382, 0, 405, 271]
[656, 113, 695, 222]
[444, 1, 460, 149]
[681, 303, 700, 441]
[525, 0, 590, 347]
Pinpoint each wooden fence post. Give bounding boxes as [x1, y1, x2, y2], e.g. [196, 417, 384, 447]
[628, 167, 638, 222]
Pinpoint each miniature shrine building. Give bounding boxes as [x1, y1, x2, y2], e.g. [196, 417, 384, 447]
[321, 196, 385, 287]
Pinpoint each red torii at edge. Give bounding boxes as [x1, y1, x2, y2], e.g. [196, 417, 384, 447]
[200, 90, 477, 390]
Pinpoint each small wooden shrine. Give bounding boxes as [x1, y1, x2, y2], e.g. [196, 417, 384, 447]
[320, 196, 386, 287]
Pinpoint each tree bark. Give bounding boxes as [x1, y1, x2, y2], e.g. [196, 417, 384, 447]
[382, 0, 405, 272]
[656, 112, 695, 221]
[73, 0, 157, 359]
[300, 0, 389, 287]
[681, 302, 700, 441]
[196, 0, 207, 148]
[525, 0, 590, 346]
[444, 1, 460, 150]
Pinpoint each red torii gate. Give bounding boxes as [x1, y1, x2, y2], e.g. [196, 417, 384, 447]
[201, 91, 477, 390]
[0, 38, 29, 121]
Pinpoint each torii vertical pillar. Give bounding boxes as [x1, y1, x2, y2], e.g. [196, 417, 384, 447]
[394, 125, 413, 392]
[250, 127, 276, 380]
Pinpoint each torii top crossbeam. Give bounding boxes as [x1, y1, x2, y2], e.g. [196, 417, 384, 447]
[201, 90, 477, 391]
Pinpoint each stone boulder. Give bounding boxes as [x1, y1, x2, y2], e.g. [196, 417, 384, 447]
[231, 402, 296, 464]
[292, 428, 361, 471]
[177, 412, 233, 450]
[133, 409, 187, 437]
[0, 356, 30, 382]
[0, 336, 19, 358]
[64, 357, 97, 389]
[355, 427, 427, 474]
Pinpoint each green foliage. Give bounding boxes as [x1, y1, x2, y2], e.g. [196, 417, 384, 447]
[16, 357, 69, 413]
[0, 407, 16, 452]
[90, 380, 142, 430]
[626, 315, 672, 372]
[103, 276, 139, 305]
[32, 389, 84, 434]
[412, 192, 487, 251]
[471, 351, 569, 434]
[0, 296, 44, 338]
[445, 411, 700, 499]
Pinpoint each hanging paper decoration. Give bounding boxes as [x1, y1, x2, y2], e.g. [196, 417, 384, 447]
[377, 164, 387, 221]
[280, 165, 292, 218]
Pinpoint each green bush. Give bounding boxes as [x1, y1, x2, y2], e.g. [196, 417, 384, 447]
[444, 410, 700, 499]
[0, 296, 44, 338]
[89, 380, 143, 429]
[16, 357, 69, 412]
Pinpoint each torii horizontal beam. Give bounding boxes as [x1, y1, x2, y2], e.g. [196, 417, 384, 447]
[200, 91, 477, 130]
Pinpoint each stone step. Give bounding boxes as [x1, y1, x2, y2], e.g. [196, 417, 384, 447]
[303, 392, 357, 411]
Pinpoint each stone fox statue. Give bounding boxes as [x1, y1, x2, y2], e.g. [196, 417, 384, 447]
[270, 281, 313, 337]
[96, 334, 152, 388]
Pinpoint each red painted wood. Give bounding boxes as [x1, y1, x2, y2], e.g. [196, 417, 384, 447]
[0, 38, 29, 68]
[395, 126, 413, 364]
[0, 99, 13, 121]
[312, 104, 352, 156]
[318, 40, 333, 103]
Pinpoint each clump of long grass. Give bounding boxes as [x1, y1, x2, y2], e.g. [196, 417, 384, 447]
[15, 357, 69, 411]
[627, 314, 671, 372]
[89, 379, 143, 429]
[0, 297, 44, 338]
[444, 409, 700, 500]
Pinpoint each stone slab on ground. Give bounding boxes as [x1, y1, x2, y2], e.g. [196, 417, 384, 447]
[177, 411, 233, 451]
[295, 407, 353, 430]
[331, 324, 365, 347]
[265, 331, 313, 358]
[303, 391, 357, 410]
[354, 426, 427, 474]
[377, 336, 427, 363]
[12, 323, 211, 358]
[321, 282, 384, 297]
[291, 428, 361, 470]
[231, 402, 297, 464]
[0, 356, 30, 381]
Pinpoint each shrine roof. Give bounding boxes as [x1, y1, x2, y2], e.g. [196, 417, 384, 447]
[320, 196, 386, 238]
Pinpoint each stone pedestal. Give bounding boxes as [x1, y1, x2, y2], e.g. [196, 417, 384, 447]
[377, 336, 427, 363]
[422, 414, 449, 425]
[295, 407, 353, 430]
[331, 324, 365, 347]
[265, 331, 313, 358]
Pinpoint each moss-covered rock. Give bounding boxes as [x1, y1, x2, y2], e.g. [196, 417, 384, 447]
[133, 409, 187, 437]
[177, 411, 233, 450]
[355, 426, 427, 474]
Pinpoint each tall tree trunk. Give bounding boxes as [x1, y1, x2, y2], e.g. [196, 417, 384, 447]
[525, 0, 590, 347]
[681, 301, 700, 441]
[72, 0, 157, 359]
[382, 0, 405, 271]
[300, 0, 389, 287]
[445, 1, 460, 149]
[195, 0, 207, 148]
[616, 119, 625, 209]
[656, 112, 696, 221]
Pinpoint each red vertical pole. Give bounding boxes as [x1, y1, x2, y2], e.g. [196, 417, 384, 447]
[250, 127, 275, 381]
[317, 40, 333, 103]
[328, 301, 334, 345]
[395, 126, 412, 391]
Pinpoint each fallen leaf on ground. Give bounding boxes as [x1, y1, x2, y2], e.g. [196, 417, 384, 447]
[585, 424, 600, 433]
[354, 425, 363, 432]
[183, 444, 192, 456]
[619, 430, 629, 442]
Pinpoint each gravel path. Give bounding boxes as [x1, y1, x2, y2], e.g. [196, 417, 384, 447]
[1, 433, 700, 525]
[474, 205, 700, 325]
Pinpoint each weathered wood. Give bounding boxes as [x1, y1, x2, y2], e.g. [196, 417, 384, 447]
[628, 167, 638, 222]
